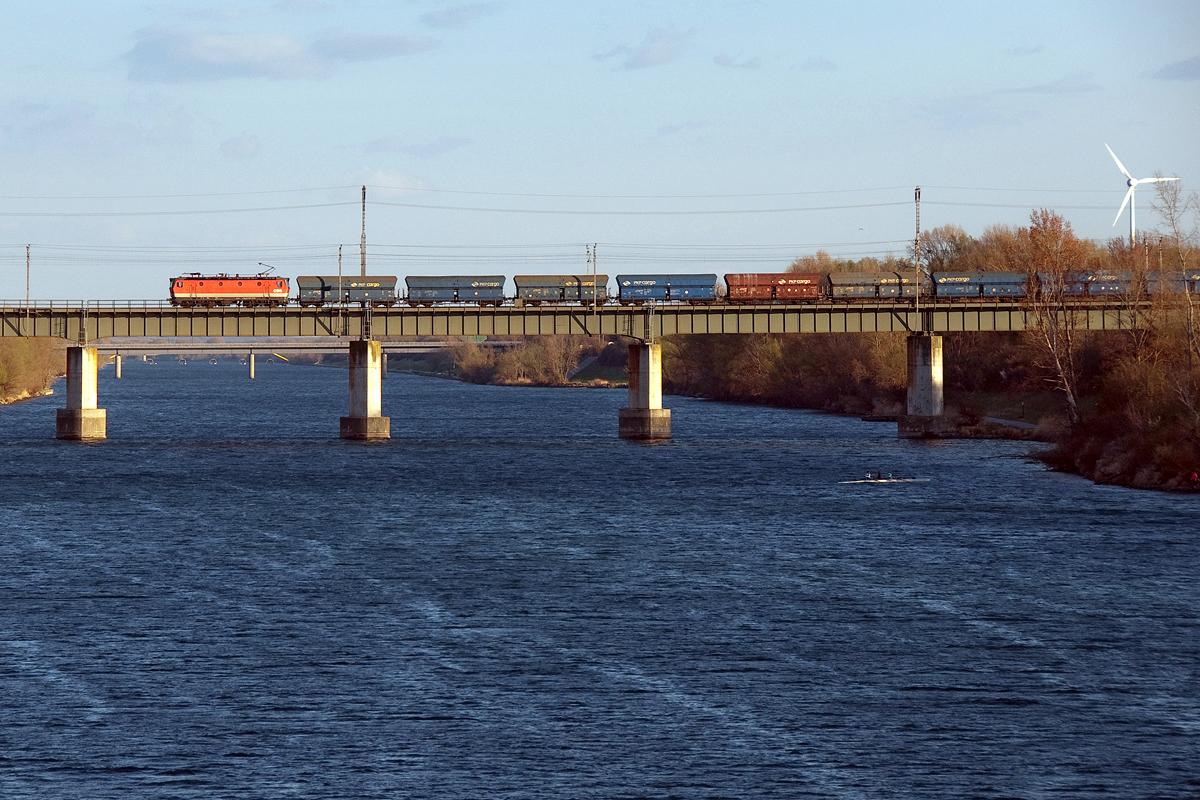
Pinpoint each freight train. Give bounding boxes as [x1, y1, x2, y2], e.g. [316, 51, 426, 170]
[168, 269, 1200, 308]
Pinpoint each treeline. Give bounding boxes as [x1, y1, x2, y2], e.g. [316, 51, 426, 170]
[668, 198, 1200, 491]
[664, 331, 909, 415]
[0, 339, 64, 403]
[446, 194, 1199, 490]
[664, 331, 1061, 424]
[448, 335, 614, 385]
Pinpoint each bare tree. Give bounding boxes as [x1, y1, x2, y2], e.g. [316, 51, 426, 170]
[911, 224, 972, 272]
[1154, 179, 1200, 366]
[956, 224, 1027, 273]
[1152, 180, 1200, 429]
[1104, 235, 1166, 364]
[1023, 209, 1090, 425]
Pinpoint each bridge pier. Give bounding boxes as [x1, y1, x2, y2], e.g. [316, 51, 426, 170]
[898, 332, 950, 438]
[618, 342, 671, 440]
[56, 346, 106, 441]
[114, 354, 122, 379]
[248, 352, 255, 379]
[340, 340, 390, 440]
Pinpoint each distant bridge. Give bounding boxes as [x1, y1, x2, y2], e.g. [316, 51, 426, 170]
[6, 299, 1147, 444]
[0, 299, 1146, 341]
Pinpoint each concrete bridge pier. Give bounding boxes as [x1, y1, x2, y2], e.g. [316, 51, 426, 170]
[340, 340, 390, 440]
[618, 342, 671, 440]
[898, 332, 949, 438]
[56, 346, 106, 440]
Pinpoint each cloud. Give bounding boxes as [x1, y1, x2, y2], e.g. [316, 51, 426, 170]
[713, 54, 760, 69]
[312, 33, 437, 61]
[1153, 54, 1200, 81]
[125, 24, 436, 82]
[364, 135, 470, 158]
[126, 25, 324, 80]
[420, 3, 498, 30]
[274, 0, 331, 12]
[597, 28, 694, 70]
[343, 168, 425, 198]
[1007, 72, 1099, 93]
[0, 99, 191, 153]
[924, 71, 1100, 130]
[221, 134, 261, 158]
[1006, 43, 1044, 56]
[145, 1, 329, 20]
[800, 57, 835, 71]
[922, 94, 1038, 131]
[654, 121, 705, 138]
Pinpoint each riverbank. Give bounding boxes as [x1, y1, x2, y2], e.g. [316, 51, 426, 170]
[0, 339, 65, 406]
[0, 387, 55, 405]
[297, 343, 1196, 493]
[1036, 425, 1200, 493]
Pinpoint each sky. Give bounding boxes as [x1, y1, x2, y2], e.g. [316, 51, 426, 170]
[2, 0, 1198, 299]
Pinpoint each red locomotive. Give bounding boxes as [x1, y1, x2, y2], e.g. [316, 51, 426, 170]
[169, 273, 291, 307]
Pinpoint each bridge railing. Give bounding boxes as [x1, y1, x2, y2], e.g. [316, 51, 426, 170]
[0, 300, 173, 310]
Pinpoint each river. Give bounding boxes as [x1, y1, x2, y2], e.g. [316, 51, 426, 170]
[1, 359, 1196, 798]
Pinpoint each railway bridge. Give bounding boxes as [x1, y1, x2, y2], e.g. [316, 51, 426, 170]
[0, 299, 1143, 442]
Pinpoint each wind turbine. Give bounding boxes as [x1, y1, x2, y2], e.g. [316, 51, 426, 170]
[1106, 143, 1179, 245]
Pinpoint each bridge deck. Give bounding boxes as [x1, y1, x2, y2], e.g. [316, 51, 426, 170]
[0, 300, 1145, 341]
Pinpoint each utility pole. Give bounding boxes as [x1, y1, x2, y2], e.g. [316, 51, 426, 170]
[914, 186, 922, 330]
[589, 243, 599, 336]
[360, 185, 367, 277]
[25, 244, 30, 335]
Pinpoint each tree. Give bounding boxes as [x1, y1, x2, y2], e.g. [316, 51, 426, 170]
[913, 224, 972, 272]
[957, 224, 1026, 273]
[1153, 179, 1200, 367]
[1152, 179, 1200, 431]
[788, 250, 836, 274]
[1023, 209, 1092, 425]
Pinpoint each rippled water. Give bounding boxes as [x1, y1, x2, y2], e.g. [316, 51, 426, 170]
[1, 360, 1197, 798]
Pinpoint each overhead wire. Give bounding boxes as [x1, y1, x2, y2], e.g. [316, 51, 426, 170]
[0, 202, 358, 218]
[0, 182, 1120, 201]
[0, 181, 1124, 273]
[366, 200, 912, 215]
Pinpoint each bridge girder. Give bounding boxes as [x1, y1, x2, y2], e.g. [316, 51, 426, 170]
[0, 301, 1146, 342]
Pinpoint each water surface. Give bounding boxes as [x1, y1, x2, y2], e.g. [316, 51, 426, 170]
[1, 360, 1196, 798]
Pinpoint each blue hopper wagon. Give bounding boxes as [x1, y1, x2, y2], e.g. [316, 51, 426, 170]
[1037, 272, 1091, 297]
[932, 271, 1027, 298]
[405, 276, 506, 306]
[1147, 270, 1200, 294]
[514, 274, 609, 305]
[615, 274, 718, 304]
[1085, 271, 1134, 296]
[295, 275, 398, 306]
[825, 271, 928, 299]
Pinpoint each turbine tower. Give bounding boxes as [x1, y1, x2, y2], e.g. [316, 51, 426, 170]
[1106, 143, 1178, 245]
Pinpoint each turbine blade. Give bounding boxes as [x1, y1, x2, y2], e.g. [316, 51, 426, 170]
[1140, 177, 1180, 183]
[1105, 143, 1133, 180]
[1112, 186, 1134, 227]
